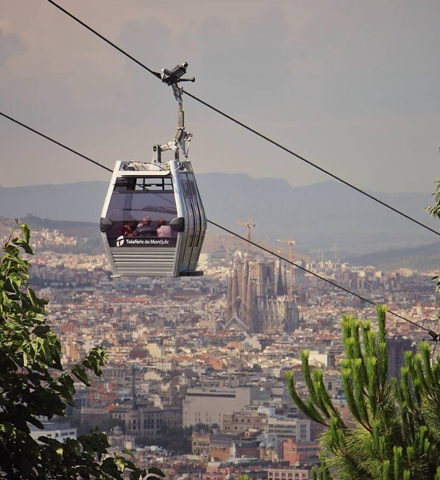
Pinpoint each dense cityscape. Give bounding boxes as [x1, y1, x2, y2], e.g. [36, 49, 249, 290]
[5, 225, 438, 480]
[2, 0, 439, 477]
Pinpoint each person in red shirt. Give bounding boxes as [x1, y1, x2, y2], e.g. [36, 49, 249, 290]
[120, 222, 133, 237]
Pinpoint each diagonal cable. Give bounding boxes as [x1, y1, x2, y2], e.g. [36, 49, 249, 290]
[208, 220, 437, 337]
[0, 111, 112, 173]
[1, 108, 437, 339]
[44, 0, 440, 238]
[183, 90, 440, 237]
[46, 0, 159, 78]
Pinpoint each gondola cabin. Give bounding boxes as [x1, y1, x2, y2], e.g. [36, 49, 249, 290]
[100, 159, 206, 277]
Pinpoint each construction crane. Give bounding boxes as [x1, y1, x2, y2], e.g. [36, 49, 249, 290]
[278, 238, 296, 300]
[236, 219, 256, 242]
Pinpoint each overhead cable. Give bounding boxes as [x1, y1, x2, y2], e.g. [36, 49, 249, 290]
[46, 0, 158, 77]
[208, 220, 438, 339]
[1, 109, 437, 340]
[45, 0, 440, 239]
[0, 111, 112, 173]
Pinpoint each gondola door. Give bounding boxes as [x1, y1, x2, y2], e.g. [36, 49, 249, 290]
[101, 163, 181, 277]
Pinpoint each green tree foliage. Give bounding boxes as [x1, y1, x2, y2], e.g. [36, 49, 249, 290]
[426, 179, 440, 220]
[426, 181, 440, 297]
[0, 222, 165, 480]
[286, 306, 440, 480]
[155, 426, 192, 454]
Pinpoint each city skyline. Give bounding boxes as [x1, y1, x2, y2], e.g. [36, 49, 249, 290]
[1, 186, 439, 477]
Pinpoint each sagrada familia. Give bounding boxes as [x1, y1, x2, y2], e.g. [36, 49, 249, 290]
[224, 256, 300, 334]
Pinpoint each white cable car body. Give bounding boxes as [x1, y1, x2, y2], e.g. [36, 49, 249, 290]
[100, 63, 207, 277]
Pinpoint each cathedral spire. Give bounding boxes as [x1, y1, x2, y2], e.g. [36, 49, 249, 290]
[276, 259, 285, 296]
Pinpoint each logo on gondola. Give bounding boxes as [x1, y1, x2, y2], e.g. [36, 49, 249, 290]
[113, 236, 175, 247]
[116, 236, 126, 247]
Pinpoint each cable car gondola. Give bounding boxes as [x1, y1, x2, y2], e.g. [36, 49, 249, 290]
[100, 63, 207, 277]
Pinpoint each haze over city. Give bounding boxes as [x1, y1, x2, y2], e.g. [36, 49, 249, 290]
[1, 0, 439, 195]
[3, 2, 440, 478]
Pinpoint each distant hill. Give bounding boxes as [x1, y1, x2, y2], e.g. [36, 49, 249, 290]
[0, 174, 438, 257]
[0, 216, 103, 255]
[0, 182, 106, 224]
[343, 241, 440, 272]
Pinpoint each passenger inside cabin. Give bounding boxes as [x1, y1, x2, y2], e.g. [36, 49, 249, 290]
[120, 222, 133, 237]
[133, 216, 156, 237]
[157, 219, 172, 237]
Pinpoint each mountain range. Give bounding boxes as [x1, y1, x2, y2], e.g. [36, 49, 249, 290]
[1, 174, 439, 260]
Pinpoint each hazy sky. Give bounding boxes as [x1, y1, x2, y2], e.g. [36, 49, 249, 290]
[1, 0, 439, 192]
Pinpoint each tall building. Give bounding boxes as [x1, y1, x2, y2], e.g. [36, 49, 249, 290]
[182, 387, 262, 427]
[110, 404, 163, 438]
[222, 410, 267, 433]
[225, 257, 299, 334]
[30, 422, 77, 443]
[387, 336, 416, 380]
[266, 417, 311, 451]
[160, 386, 183, 429]
[282, 438, 320, 466]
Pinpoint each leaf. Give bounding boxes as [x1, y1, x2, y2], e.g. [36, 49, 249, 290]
[71, 365, 91, 386]
[1, 289, 9, 305]
[27, 416, 44, 430]
[51, 382, 75, 406]
[82, 346, 106, 376]
[147, 466, 166, 477]
[33, 325, 51, 337]
[11, 238, 33, 255]
[22, 351, 28, 368]
[20, 223, 31, 244]
[0, 222, 148, 478]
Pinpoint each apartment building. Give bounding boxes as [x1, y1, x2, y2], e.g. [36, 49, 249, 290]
[182, 387, 261, 427]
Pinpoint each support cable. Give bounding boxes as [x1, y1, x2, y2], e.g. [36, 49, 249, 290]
[44, 0, 440, 238]
[1, 109, 437, 340]
[0, 111, 112, 173]
[208, 219, 438, 338]
[46, 0, 159, 78]
[183, 90, 440, 238]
